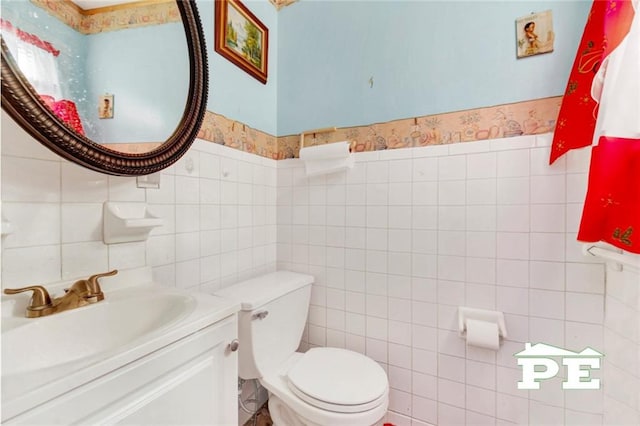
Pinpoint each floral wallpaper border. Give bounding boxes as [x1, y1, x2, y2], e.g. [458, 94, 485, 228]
[31, 0, 180, 34]
[197, 111, 280, 160]
[33, 0, 294, 35]
[269, 0, 298, 11]
[197, 95, 563, 160]
[107, 142, 162, 155]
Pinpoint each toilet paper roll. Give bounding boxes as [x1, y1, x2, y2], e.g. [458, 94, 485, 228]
[465, 319, 500, 350]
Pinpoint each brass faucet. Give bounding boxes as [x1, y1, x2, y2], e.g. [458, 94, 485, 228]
[4, 270, 118, 318]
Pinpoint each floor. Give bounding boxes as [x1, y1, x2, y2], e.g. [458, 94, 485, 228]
[243, 402, 273, 426]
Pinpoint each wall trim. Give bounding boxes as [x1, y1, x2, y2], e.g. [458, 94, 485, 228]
[31, 0, 180, 34]
[196, 96, 563, 160]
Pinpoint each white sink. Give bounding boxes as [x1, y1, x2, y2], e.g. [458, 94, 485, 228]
[2, 291, 195, 377]
[1, 267, 241, 421]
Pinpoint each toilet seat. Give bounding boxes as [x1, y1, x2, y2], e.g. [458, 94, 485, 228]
[286, 347, 388, 413]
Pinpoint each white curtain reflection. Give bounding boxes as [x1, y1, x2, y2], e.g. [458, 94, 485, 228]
[4, 30, 62, 100]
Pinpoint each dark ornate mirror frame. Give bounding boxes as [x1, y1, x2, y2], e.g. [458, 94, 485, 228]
[1, 0, 208, 176]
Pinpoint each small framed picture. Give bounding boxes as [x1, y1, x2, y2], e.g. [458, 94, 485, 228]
[516, 10, 554, 58]
[215, 0, 269, 84]
[98, 94, 114, 119]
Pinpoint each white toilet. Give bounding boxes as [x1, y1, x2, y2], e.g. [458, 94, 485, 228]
[215, 270, 389, 426]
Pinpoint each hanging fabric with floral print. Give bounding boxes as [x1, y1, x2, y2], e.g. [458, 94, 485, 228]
[578, 137, 640, 253]
[549, 0, 635, 164]
[576, 1, 639, 253]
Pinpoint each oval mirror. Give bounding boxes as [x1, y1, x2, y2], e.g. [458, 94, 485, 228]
[1, 0, 207, 176]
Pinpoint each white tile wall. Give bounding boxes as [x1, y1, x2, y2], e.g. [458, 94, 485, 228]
[277, 135, 611, 425]
[1, 114, 277, 292]
[3, 114, 635, 426]
[603, 265, 640, 426]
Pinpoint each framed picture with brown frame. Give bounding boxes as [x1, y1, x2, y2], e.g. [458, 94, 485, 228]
[215, 0, 269, 84]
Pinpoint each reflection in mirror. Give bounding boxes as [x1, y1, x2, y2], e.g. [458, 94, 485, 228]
[1, 0, 208, 176]
[1, 0, 189, 152]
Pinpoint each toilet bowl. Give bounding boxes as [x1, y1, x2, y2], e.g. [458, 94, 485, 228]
[262, 349, 388, 426]
[215, 271, 389, 426]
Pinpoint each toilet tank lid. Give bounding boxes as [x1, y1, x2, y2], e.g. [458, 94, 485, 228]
[215, 271, 314, 311]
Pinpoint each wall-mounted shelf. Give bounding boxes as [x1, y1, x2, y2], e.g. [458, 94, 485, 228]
[582, 243, 640, 271]
[103, 202, 163, 244]
[1, 215, 14, 239]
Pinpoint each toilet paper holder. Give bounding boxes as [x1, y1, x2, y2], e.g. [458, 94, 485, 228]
[457, 307, 508, 340]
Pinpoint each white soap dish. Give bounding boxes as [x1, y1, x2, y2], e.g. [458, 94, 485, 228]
[103, 202, 163, 244]
[1, 215, 14, 239]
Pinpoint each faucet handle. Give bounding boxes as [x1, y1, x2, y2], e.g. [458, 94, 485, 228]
[84, 270, 118, 299]
[4, 285, 53, 309]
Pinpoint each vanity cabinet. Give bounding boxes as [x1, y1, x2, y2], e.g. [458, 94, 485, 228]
[6, 315, 238, 425]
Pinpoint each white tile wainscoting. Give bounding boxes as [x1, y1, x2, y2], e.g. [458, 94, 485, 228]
[603, 266, 640, 426]
[3, 113, 639, 426]
[1, 112, 278, 294]
[276, 134, 618, 425]
[1, 113, 279, 426]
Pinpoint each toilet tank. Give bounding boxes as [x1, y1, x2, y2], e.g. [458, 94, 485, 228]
[215, 271, 313, 379]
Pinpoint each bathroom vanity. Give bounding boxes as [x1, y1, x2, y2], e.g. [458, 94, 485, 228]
[1, 268, 240, 425]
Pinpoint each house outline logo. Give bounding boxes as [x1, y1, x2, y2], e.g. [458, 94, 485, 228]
[515, 342, 603, 390]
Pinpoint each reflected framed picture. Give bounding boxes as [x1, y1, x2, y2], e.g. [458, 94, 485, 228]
[215, 0, 269, 84]
[98, 94, 114, 119]
[516, 10, 554, 58]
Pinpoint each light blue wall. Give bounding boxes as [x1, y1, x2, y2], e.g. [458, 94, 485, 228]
[3, 1, 590, 140]
[84, 24, 189, 143]
[276, 0, 591, 136]
[198, 0, 279, 136]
